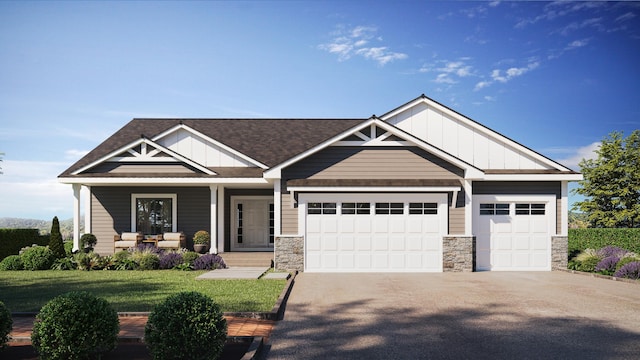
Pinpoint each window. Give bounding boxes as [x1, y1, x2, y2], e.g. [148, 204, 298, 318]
[132, 194, 177, 235]
[308, 202, 337, 215]
[341, 202, 371, 215]
[516, 203, 545, 215]
[375, 202, 404, 215]
[269, 203, 275, 243]
[480, 203, 509, 215]
[409, 202, 438, 215]
[237, 203, 243, 243]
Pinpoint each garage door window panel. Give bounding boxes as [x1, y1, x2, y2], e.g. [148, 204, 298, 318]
[409, 202, 438, 215]
[515, 203, 546, 215]
[376, 202, 404, 215]
[308, 202, 337, 214]
[341, 202, 371, 215]
[480, 203, 509, 215]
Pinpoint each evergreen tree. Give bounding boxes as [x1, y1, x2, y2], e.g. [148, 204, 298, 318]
[573, 130, 640, 227]
[48, 216, 66, 259]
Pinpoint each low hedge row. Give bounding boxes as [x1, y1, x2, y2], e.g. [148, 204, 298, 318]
[569, 228, 640, 254]
[0, 229, 49, 261]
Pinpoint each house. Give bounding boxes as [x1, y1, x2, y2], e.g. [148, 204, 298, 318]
[58, 95, 582, 272]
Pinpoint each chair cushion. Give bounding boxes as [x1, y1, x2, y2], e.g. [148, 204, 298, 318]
[162, 232, 183, 241]
[115, 240, 137, 248]
[157, 240, 180, 249]
[121, 232, 141, 241]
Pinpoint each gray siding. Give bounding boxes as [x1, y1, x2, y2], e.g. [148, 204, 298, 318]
[284, 146, 464, 180]
[472, 181, 562, 234]
[91, 186, 210, 254]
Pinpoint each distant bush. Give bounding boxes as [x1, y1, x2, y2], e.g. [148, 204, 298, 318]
[31, 291, 119, 359]
[0, 301, 11, 349]
[145, 291, 226, 360]
[0, 255, 23, 270]
[569, 228, 640, 254]
[0, 228, 47, 261]
[20, 246, 54, 270]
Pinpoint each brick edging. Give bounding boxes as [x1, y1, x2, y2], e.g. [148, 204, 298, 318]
[556, 268, 640, 285]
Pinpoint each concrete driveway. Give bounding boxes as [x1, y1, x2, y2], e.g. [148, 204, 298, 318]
[264, 272, 640, 359]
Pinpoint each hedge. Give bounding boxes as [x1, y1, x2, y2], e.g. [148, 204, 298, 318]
[569, 228, 640, 254]
[0, 229, 49, 261]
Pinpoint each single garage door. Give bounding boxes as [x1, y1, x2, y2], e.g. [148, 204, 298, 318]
[300, 193, 447, 272]
[473, 195, 556, 271]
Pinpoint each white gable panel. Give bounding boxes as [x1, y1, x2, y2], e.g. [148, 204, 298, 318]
[383, 100, 557, 170]
[157, 128, 254, 167]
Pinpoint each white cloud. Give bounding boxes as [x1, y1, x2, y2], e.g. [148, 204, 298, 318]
[319, 25, 408, 66]
[474, 81, 491, 91]
[434, 73, 456, 84]
[421, 58, 475, 85]
[65, 149, 90, 160]
[566, 38, 590, 50]
[556, 142, 600, 171]
[616, 12, 636, 23]
[476, 61, 539, 90]
[0, 160, 76, 220]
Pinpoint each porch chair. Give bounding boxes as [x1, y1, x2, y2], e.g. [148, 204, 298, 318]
[114, 232, 143, 250]
[157, 232, 186, 250]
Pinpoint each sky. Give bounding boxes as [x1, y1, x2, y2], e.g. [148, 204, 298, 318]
[0, 0, 639, 220]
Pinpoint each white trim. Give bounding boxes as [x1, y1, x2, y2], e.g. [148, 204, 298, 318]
[72, 184, 81, 252]
[380, 96, 574, 172]
[210, 185, 218, 254]
[59, 177, 270, 185]
[482, 173, 583, 181]
[130, 193, 178, 233]
[274, 180, 282, 237]
[561, 181, 568, 236]
[288, 186, 461, 202]
[217, 186, 226, 253]
[463, 180, 473, 235]
[83, 185, 91, 235]
[153, 124, 269, 169]
[263, 118, 484, 179]
[71, 137, 216, 176]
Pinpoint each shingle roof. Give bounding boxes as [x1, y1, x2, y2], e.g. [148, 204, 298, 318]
[59, 118, 367, 177]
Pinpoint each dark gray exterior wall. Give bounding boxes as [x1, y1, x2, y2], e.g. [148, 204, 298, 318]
[91, 186, 210, 254]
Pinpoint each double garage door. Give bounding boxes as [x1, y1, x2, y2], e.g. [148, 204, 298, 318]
[473, 195, 555, 271]
[301, 194, 447, 272]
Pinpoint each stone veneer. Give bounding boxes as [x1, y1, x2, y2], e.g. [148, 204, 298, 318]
[275, 236, 304, 271]
[442, 236, 476, 272]
[551, 236, 568, 270]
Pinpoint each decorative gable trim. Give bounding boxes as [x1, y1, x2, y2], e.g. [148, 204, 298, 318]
[264, 117, 484, 179]
[380, 94, 572, 172]
[71, 137, 216, 175]
[152, 124, 269, 169]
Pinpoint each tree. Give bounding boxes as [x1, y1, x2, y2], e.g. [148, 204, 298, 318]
[573, 130, 640, 228]
[48, 216, 66, 259]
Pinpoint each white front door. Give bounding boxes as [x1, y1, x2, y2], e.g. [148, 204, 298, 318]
[231, 197, 274, 251]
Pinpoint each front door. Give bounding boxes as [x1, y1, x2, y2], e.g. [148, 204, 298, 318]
[231, 196, 274, 251]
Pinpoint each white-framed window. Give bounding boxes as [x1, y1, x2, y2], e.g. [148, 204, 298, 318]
[375, 202, 404, 215]
[307, 202, 337, 215]
[131, 193, 177, 235]
[515, 203, 546, 215]
[409, 202, 438, 215]
[479, 203, 509, 215]
[341, 202, 371, 215]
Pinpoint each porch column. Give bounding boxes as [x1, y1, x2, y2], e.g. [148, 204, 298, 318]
[274, 180, 282, 236]
[83, 185, 91, 234]
[464, 179, 473, 235]
[561, 181, 568, 236]
[210, 185, 218, 254]
[72, 184, 81, 252]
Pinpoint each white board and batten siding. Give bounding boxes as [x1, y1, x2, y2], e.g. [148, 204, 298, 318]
[384, 102, 555, 170]
[156, 128, 255, 168]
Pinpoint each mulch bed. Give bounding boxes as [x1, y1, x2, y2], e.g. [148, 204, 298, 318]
[3, 340, 251, 360]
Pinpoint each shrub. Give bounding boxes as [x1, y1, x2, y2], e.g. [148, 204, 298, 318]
[0, 255, 23, 270]
[616, 256, 640, 271]
[597, 246, 628, 259]
[595, 256, 620, 276]
[193, 230, 210, 245]
[613, 261, 640, 280]
[578, 256, 601, 273]
[0, 301, 11, 349]
[569, 228, 640, 254]
[139, 253, 160, 270]
[48, 216, 66, 260]
[74, 252, 105, 271]
[63, 240, 74, 255]
[51, 256, 77, 270]
[80, 233, 97, 251]
[145, 292, 227, 360]
[31, 291, 119, 359]
[159, 252, 184, 269]
[20, 246, 54, 270]
[193, 253, 227, 270]
[182, 251, 200, 265]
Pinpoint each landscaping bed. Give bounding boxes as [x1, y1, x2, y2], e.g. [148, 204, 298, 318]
[568, 245, 640, 281]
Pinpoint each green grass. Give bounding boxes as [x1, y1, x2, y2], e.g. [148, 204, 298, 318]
[0, 270, 286, 313]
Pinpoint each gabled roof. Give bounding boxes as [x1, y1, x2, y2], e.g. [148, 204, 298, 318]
[60, 118, 366, 177]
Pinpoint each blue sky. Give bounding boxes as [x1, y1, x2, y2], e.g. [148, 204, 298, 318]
[0, 1, 638, 220]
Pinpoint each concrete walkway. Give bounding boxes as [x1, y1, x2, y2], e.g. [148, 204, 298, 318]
[264, 272, 640, 359]
[196, 267, 270, 279]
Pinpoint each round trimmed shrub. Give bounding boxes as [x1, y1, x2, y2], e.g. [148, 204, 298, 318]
[0, 255, 23, 270]
[182, 251, 200, 265]
[138, 253, 160, 270]
[20, 246, 55, 270]
[31, 291, 119, 359]
[0, 301, 12, 349]
[145, 291, 227, 360]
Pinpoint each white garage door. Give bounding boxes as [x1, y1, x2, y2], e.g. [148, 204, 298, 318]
[301, 193, 447, 272]
[473, 195, 556, 271]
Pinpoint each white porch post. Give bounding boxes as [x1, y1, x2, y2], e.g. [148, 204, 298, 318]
[83, 185, 91, 234]
[464, 179, 473, 235]
[210, 185, 218, 254]
[274, 180, 282, 236]
[72, 184, 81, 252]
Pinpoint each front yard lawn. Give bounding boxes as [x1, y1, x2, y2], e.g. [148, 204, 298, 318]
[0, 270, 286, 312]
